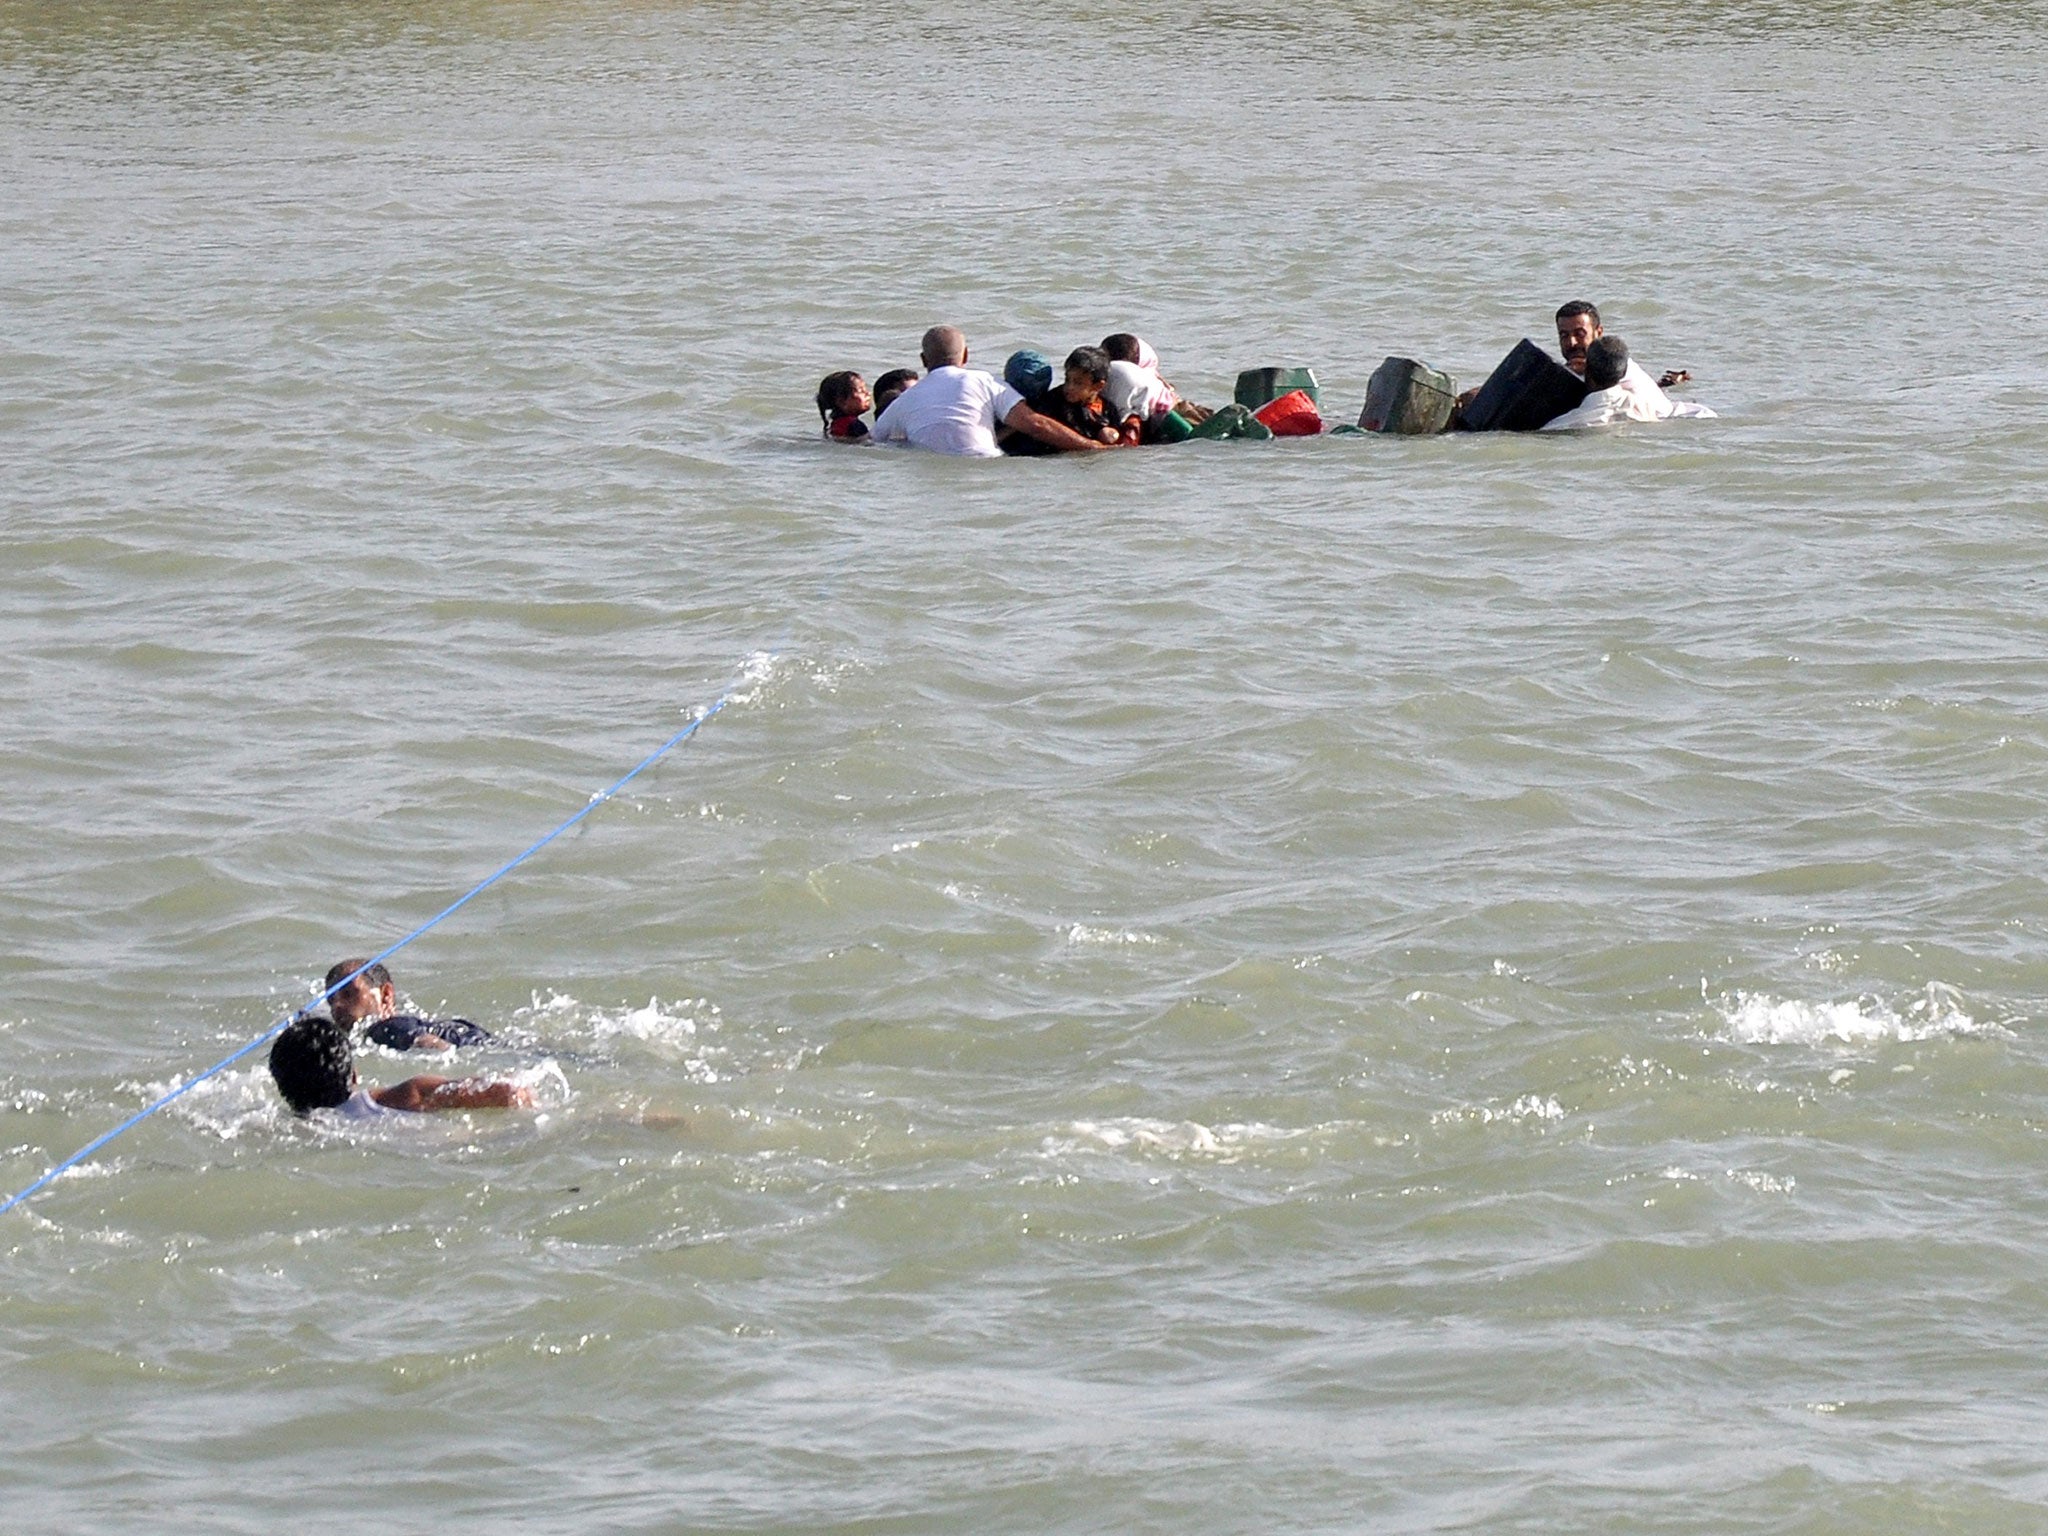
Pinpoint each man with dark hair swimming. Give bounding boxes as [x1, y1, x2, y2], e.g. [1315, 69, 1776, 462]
[1554, 299, 1690, 390]
[268, 1015, 533, 1117]
[323, 958, 491, 1053]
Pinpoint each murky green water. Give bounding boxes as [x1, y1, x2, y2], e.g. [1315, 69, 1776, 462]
[5, 2, 2048, 1530]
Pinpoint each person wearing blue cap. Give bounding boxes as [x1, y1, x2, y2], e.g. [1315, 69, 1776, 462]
[867, 326, 1114, 458]
[1002, 346, 1122, 457]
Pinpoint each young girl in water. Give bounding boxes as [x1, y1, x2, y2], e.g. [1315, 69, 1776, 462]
[815, 370, 872, 442]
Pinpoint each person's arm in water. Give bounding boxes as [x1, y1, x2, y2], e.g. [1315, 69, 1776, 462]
[365, 1018, 452, 1052]
[1658, 368, 1691, 389]
[1001, 400, 1115, 453]
[372, 1076, 535, 1111]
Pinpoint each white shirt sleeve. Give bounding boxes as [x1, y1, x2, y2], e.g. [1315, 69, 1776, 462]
[869, 393, 908, 444]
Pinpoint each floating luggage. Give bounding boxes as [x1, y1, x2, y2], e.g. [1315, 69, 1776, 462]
[1458, 339, 1587, 432]
[1252, 389, 1322, 437]
[1358, 357, 1459, 435]
[1152, 407, 1197, 443]
[1234, 367, 1321, 410]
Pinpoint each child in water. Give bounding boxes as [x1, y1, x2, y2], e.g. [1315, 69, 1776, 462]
[872, 368, 919, 413]
[1005, 346, 1122, 456]
[816, 370, 872, 442]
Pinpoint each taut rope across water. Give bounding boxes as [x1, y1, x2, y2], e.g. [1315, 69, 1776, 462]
[0, 669, 758, 1217]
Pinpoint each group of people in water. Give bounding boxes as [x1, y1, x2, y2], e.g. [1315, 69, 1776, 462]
[268, 959, 532, 1116]
[813, 301, 1712, 457]
[266, 300, 1709, 1124]
[814, 327, 1243, 458]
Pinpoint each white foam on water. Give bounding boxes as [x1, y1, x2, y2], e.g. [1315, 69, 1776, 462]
[1433, 1095, 1566, 1127]
[54, 1158, 119, 1181]
[1045, 1117, 1312, 1162]
[521, 989, 582, 1020]
[717, 648, 787, 709]
[137, 1065, 287, 1143]
[1715, 981, 1998, 1046]
[512, 992, 726, 1083]
[1062, 923, 1164, 947]
[1653, 1165, 1794, 1195]
[508, 1059, 574, 1108]
[1727, 1168, 1795, 1194]
[720, 649, 864, 711]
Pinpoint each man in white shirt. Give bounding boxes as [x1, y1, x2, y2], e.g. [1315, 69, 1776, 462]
[1554, 299, 1690, 392]
[1542, 335, 1717, 430]
[868, 326, 1116, 457]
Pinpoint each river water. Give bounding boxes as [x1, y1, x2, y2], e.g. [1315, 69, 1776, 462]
[5, 1, 2048, 1531]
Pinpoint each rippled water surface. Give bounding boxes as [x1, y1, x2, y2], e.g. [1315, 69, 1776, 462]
[5, 2, 2048, 1531]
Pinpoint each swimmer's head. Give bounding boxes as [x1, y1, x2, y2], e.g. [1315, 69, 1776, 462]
[1100, 333, 1142, 365]
[324, 958, 395, 1029]
[873, 368, 919, 411]
[1003, 349, 1054, 399]
[815, 370, 870, 424]
[1583, 335, 1630, 391]
[1063, 346, 1110, 403]
[269, 1016, 357, 1115]
[920, 325, 968, 370]
[1555, 299, 1603, 375]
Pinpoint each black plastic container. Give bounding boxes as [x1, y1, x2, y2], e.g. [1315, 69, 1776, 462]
[1459, 339, 1587, 432]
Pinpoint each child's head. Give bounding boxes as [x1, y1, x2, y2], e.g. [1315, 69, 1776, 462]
[873, 369, 920, 412]
[1063, 347, 1110, 405]
[269, 1016, 357, 1115]
[815, 370, 870, 424]
[1100, 333, 1142, 365]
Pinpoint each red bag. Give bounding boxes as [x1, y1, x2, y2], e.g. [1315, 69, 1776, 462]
[1253, 388, 1322, 437]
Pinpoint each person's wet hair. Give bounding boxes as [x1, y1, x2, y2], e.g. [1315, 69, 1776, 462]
[1584, 335, 1629, 391]
[1100, 333, 1141, 364]
[873, 368, 918, 409]
[815, 370, 865, 425]
[1555, 299, 1601, 328]
[269, 1016, 356, 1115]
[324, 958, 390, 996]
[1064, 346, 1110, 386]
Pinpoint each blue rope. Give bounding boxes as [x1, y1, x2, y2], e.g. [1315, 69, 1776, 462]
[1, 680, 748, 1217]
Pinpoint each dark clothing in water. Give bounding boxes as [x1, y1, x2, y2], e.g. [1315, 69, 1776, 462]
[365, 1013, 491, 1051]
[1001, 386, 1117, 456]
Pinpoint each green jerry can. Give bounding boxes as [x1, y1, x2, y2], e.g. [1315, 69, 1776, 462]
[1234, 367, 1321, 410]
[1190, 403, 1274, 441]
[1358, 357, 1459, 435]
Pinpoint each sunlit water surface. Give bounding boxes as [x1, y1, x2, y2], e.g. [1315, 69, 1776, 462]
[5, 2, 2048, 1531]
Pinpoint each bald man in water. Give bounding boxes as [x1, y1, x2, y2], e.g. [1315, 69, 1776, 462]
[867, 326, 1117, 457]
